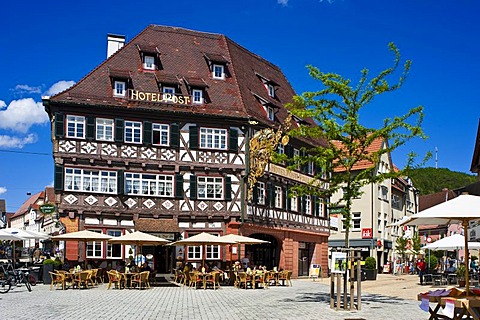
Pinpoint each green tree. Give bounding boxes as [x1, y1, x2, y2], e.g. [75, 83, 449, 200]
[285, 43, 428, 248]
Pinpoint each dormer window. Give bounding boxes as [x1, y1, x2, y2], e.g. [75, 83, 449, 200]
[114, 81, 126, 97]
[192, 89, 203, 104]
[266, 106, 274, 121]
[267, 84, 275, 97]
[162, 86, 175, 94]
[143, 55, 155, 70]
[213, 64, 225, 80]
[108, 68, 131, 98]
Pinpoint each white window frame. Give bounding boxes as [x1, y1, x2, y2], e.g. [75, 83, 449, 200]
[96, 118, 114, 141]
[187, 245, 202, 260]
[124, 121, 142, 144]
[143, 55, 155, 70]
[197, 176, 224, 200]
[352, 212, 361, 230]
[307, 161, 314, 175]
[378, 185, 389, 201]
[277, 143, 284, 154]
[199, 127, 227, 150]
[392, 194, 401, 209]
[125, 173, 174, 197]
[294, 148, 300, 170]
[213, 64, 225, 79]
[267, 84, 275, 97]
[192, 89, 203, 104]
[257, 182, 265, 205]
[305, 195, 311, 215]
[113, 81, 126, 97]
[64, 168, 117, 194]
[274, 186, 282, 208]
[187, 233, 220, 260]
[162, 86, 175, 94]
[291, 195, 298, 212]
[152, 123, 169, 146]
[266, 106, 274, 121]
[86, 229, 104, 258]
[106, 229, 122, 259]
[66, 115, 85, 139]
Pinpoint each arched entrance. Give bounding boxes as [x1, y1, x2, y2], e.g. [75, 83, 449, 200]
[246, 233, 279, 270]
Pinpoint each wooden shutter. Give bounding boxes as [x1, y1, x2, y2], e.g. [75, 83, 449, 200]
[266, 182, 274, 207]
[86, 116, 95, 140]
[225, 176, 232, 201]
[189, 126, 198, 149]
[117, 170, 124, 195]
[175, 174, 184, 199]
[228, 128, 238, 152]
[170, 123, 180, 148]
[54, 164, 64, 191]
[54, 113, 64, 138]
[143, 121, 152, 146]
[189, 175, 197, 199]
[115, 118, 124, 143]
[252, 184, 258, 204]
[282, 186, 287, 209]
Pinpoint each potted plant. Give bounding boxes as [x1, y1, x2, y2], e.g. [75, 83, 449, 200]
[42, 258, 55, 284]
[53, 257, 63, 270]
[457, 263, 467, 287]
[364, 257, 377, 280]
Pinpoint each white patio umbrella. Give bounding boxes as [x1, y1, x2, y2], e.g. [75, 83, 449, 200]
[169, 232, 237, 267]
[1, 227, 44, 266]
[52, 230, 112, 268]
[424, 234, 480, 250]
[0, 230, 25, 241]
[402, 194, 480, 295]
[108, 231, 170, 266]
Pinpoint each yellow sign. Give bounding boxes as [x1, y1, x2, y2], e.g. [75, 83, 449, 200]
[129, 90, 191, 105]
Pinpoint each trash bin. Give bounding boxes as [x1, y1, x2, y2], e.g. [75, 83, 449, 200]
[29, 267, 40, 283]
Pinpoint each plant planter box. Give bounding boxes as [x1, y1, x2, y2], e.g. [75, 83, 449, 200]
[365, 269, 377, 280]
[42, 264, 54, 284]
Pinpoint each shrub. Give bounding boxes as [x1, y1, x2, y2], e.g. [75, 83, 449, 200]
[426, 255, 438, 270]
[43, 258, 54, 265]
[365, 257, 376, 270]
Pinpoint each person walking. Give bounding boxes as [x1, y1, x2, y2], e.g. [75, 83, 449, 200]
[416, 258, 426, 285]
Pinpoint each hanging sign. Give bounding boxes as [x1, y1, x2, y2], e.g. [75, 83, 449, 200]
[39, 204, 56, 214]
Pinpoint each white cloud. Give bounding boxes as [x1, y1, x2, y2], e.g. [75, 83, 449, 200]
[44, 80, 75, 96]
[0, 98, 48, 133]
[0, 133, 37, 148]
[278, 0, 288, 5]
[0, 187, 6, 195]
[13, 84, 42, 94]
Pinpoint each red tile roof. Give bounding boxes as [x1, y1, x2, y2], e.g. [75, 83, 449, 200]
[11, 192, 43, 219]
[48, 25, 325, 147]
[332, 136, 388, 172]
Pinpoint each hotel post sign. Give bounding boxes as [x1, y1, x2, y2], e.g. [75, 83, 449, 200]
[129, 89, 192, 105]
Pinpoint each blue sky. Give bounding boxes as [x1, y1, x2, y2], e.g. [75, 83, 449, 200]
[1, 0, 479, 212]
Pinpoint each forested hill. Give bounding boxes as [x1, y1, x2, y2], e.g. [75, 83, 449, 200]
[408, 167, 477, 195]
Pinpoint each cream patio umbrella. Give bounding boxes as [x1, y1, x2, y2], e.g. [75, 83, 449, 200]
[219, 234, 269, 263]
[52, 230, 113, 268]
[169, 232, 237, 268]
[402, 194, 480, 295]
[108, 231, 170, 266]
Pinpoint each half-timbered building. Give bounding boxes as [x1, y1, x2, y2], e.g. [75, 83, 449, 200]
[43, 25, 329, 276]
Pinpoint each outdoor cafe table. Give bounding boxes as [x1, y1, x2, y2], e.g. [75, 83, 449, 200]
[418, 293, 480, 320]
[121, 272, 139, 289]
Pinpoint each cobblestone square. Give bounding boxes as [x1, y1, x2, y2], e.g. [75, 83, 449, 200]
[0, 278, 428, 320]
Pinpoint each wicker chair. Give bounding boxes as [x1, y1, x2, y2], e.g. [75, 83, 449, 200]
[75, 271, 91, 289]
[266, 271, 278, 287]
[174, 269, 185, 284]
[131, 271, 149, 289]
[204, 272, 220, 290]
[106, 270, 122, 289]
[236, 272, 249, 289]
[188, 272, 203, 289]
[49, 271, 65, 290]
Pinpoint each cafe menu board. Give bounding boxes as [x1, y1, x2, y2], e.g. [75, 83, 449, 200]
[309, 264, 322, 279]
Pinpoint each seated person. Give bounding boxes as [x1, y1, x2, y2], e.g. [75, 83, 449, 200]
[116, 260, 126, 273]
[140, 262, 152, 272]
[445, 264, 456, 274]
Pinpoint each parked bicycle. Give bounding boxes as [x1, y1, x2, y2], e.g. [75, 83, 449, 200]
[0, 261, 34, 293]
